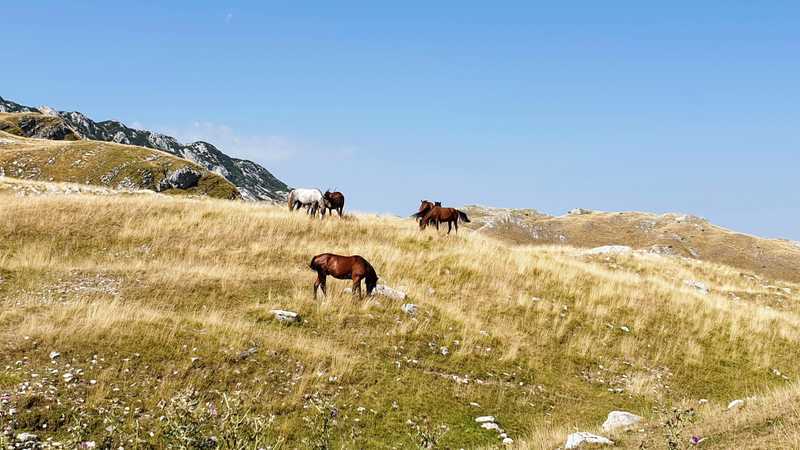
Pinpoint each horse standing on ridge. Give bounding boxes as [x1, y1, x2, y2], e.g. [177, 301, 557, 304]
[287, 188, 328, 217]
[322, 191, 345, 218]
[420, 204, 470, 234]
[411, 200, 439, 227]
[309, 253, 378, 299]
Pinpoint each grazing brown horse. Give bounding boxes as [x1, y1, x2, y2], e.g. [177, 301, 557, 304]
[309, 253, 378, 299]
[322, 191, 345, 218]
[420, 204, 470, 234]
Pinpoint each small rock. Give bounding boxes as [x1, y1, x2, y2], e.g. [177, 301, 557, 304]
[374, 284, 407, 300]
[685, 280, 709, 294]
[62, 373, 75, 382]
[565, 432, 614, 449]
[481, 422, 502, 432]
[270, 309, 300, 323]
[401, 303, 417, 315]
[440, 346, 449, 356]
[620, 326, 630, 333]
[728, 399, 745, 410]
[602, 411, 643, 432]
[49, 351, 61, 360]
[502, 437, 514, 445]
[698, 399, 708, 405]
[16, 433, 39, 443]
[475, 416, 496, 423]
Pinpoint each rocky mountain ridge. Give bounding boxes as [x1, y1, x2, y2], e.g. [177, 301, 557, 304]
[0, 96, 289, 201]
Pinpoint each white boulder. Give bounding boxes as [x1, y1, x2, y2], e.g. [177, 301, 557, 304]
[728, 399, 745, 410]
[401, 303, 418, 315]
[270, 310, 300, 323]
[684, 280, 709, 294]
[586, 245, 632, 255]
[565, 432, 613, 449]
[602, 411, 643, 432]
[374, 284, 407, 300]
[475, 416, 496, 423]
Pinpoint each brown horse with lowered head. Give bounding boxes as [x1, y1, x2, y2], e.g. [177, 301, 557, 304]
[420, 204, 470, 234]
[309, 253, 378, 299]
[322, 191, 345, 218]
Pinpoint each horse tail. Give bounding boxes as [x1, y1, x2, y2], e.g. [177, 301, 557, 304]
[308, 256, 319, 271]
[457, 210, 471, 223]
[287, 190, 295, 210]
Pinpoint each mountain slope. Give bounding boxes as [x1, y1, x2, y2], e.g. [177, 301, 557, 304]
[0, 126, 240, 199]
[1, 178, 799, 448]
[0, 96, 289, 201]
[463, 206, 800, 283]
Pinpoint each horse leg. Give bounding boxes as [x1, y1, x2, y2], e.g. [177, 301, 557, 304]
[352, 277, 362, 299]
[447, 220, 452, 234]
[314, 273, 325, 299]
[338, 207, 343, 218]
[454, 219, 459, 233]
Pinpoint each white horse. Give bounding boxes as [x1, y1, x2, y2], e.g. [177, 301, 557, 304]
[287, 188, 328, 217]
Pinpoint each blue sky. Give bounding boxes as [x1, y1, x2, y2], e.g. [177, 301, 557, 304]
[3, 2, 799, 239]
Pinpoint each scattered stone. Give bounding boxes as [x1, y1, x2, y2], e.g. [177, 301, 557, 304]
[191, 357, 201, 363]
[585, 245, 632, 255]
[502, 437, 514, 445]
[440, 346, 449, 356]
[690, 436, 707, 446]
[475, 416, 496, 423]
[16, 433, 39, 443]
[568, 208, 596, 215]
[401, 303, 418, 315]
[62, 373, 75, 383]
[237, 347, 258, 361]
[565, 432, 614, 449]
[620, 326, 631, 333]
[481, 422, 502, 432]
[602, 411, 643, 432]
[727, 399, 745, 410]
[270, 309, 300, 323]
[684, 280, 710, 294]
[374, 284, 407, 300]
[49, 351, 61, 360]
[698, 399, 708, 405]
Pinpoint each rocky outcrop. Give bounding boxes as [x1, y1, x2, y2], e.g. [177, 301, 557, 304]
[158, 167, 202, 191]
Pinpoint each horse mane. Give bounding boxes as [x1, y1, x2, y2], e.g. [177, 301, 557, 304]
[364, 260, 378, 294]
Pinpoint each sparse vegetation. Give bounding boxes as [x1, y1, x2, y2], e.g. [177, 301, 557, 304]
[0, 127, 240, 200]
[1, 178, 799, 448]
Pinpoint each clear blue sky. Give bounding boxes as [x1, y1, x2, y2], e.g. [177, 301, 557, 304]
[3, 2, 798, 239]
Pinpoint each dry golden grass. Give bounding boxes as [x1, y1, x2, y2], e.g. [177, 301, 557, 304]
[0, 127, 239, 199]
[463, 206, 800, 283]
[1, 178, 799, 448]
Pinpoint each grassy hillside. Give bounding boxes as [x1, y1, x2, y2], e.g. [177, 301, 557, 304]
[463, 206, 800, 283]
[0, 112, 81, 141]
[1, 180, 799, 449]
[0, 125, 240, 200]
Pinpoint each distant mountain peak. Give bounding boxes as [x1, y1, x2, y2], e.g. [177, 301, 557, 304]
[0, 95, 290, 201]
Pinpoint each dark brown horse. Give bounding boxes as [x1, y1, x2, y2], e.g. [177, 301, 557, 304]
[420, 204, 470, 234]
[411, 200, 439, 226]
[322, 191, 345, 218]
[309, 253, 378, 299]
